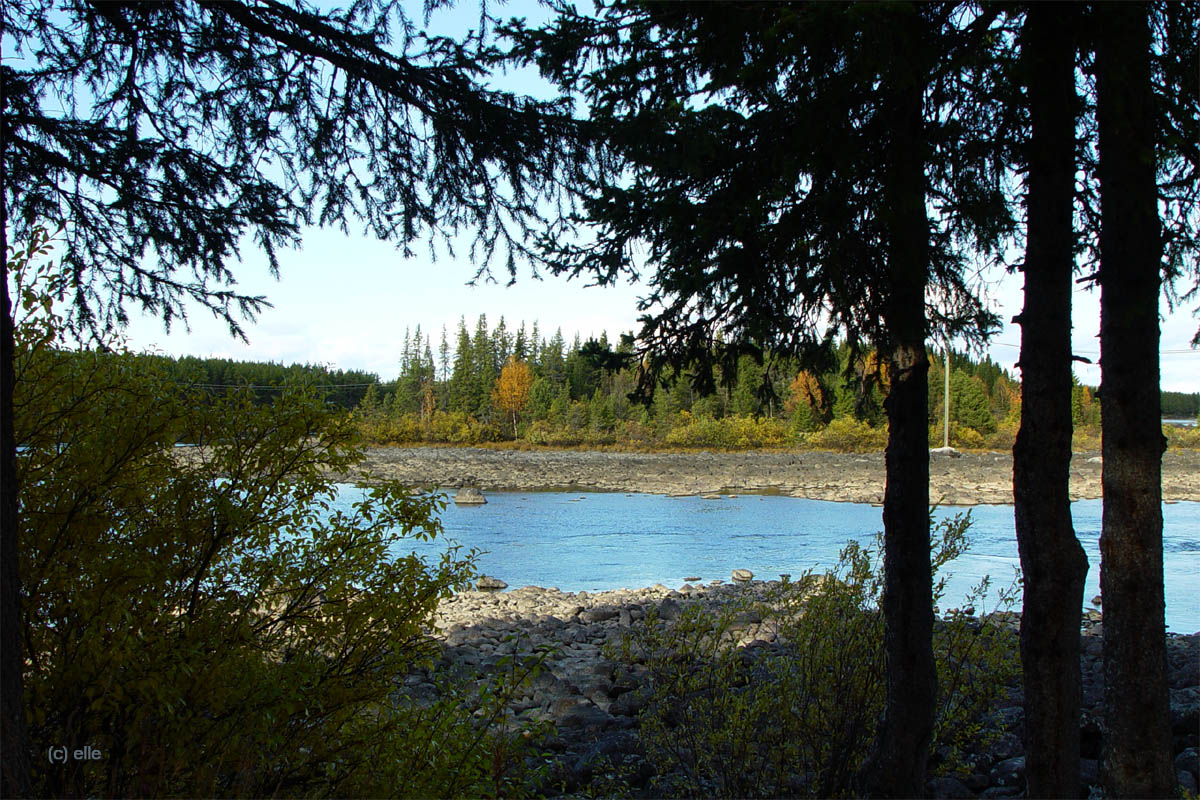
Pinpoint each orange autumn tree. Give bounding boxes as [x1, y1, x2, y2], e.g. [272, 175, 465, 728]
[492, 356, 533, 435]
[785, 370, 826, 431]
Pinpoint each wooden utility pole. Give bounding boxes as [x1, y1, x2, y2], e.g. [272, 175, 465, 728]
[943, 342, 951, 449]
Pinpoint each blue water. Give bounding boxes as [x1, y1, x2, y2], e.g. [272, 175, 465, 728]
[332, 487, 1200, 634]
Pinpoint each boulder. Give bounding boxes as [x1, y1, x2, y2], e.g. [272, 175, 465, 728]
[926, 776, 974, 799]
[1079, 758, 1100, 792]
[1180, 769, 1199, 797]
[1176, 747, 1199, 782]
[476, 575, 508, 591]
[989, 755, 1026, 789]
[732, 568, 754, 582]
[454, 486, 487, 504]
[554, 700, 615, 730]
[580, 607, 618, 624]
[1171, 686, 1200, 734]
[657, 597, 682, 621]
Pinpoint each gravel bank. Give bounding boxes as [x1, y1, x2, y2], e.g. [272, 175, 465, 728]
[348, 447, 1200, 505]
[417, 580, 1200, 798]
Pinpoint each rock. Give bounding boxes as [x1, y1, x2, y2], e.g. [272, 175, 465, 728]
[571, 730, 645, 784]
[963, 773, 990, 792]
[580, 607, 619, 624]
[990, 706, 1024, 736]
[476, 575, 508, 591]
[987, 732, 1023, 764]
[931, 446, 962, 458]
[1168, 635, 1199, 689]
[609, 688, 650, 717]
[1171, 686, 1200, 734]
[1180, 769, 1199, 796]
[732, 568, 754, 582]
[979, 788, 1022, 799]
[454, 486, 487, 504]
[1079, 758, 1100, 791]
[410, 566, 1200, 797]
[1177, 747, 1199, 781]
[926, 776, 974, 799]
[989, 755, 1026, 788]
[657, 597, 682, 621]
[555, 700, 615, 729]
[684, 576, 702, 582]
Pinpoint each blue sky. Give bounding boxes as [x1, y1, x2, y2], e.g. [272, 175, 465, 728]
[54, 1, 1200, 391]
[118, 224, 1198, 392]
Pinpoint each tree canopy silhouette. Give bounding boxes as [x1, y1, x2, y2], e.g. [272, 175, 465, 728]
[1, 2, 588, 793]
[509, 2, 1016, 792]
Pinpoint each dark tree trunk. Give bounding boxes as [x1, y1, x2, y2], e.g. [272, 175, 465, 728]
[1013, 5, 1089, 798]
[1, 194, 34, 797]
[858, 19, 935, 795]
[1095, 4, 1176, 797]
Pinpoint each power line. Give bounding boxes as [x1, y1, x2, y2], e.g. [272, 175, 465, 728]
[987, 341, 1196, 356]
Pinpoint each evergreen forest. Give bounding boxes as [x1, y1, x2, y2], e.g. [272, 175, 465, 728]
[125, 315, 1198, 452]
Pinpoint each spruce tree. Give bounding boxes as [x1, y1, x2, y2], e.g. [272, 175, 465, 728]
[1095, 4, 1177, 793]
[512, 6, 1014, 788]
[1, 3, 590, 789]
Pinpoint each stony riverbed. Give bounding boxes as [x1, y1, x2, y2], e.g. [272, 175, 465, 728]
[339, 446, 1200, 794]
[347, 446, 1200, 505]
[411, 579, 1200, 799]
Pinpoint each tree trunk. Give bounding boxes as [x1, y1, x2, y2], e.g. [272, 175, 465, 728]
[1095, 4, 1176, 797]
[858, 16, 935, 794]
[1, 195, 34, 798]
[1013, 5, 1089, 798]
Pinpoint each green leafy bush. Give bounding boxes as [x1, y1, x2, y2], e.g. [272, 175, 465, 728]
[13, 245, 543, 798]
[808, 417, 888, 452]
[616, 513, 1019, 798]
[663, 414, 791, 449]
[1165, 423, 1200, 450]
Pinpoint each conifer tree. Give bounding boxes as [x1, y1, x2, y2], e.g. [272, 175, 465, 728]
[0, 4, 591, 786]
[471, 314, 496, 418]
[511, 4, 1013, 790]
[448, 318, 474, 414]
[1095, 4, 1179, 793]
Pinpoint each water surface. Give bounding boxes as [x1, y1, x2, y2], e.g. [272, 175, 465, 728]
[333, 487, 1200, 633]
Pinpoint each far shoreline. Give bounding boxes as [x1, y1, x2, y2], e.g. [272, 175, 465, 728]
[345, 446, 1200, 506]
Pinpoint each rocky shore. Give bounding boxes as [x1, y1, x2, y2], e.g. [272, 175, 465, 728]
[414, 580, 1200, 798]
[349, 447, 1200, 505]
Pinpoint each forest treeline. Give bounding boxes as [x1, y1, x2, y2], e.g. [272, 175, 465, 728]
[129, 315, 1198, 451]
[1162, 390, 1200, 419]
[109, 353, 379, 409]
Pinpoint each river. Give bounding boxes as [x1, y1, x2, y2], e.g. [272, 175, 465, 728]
[333, 486, 1200, 634]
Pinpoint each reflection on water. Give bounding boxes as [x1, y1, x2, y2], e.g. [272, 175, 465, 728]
[330, 487, 1200, 634]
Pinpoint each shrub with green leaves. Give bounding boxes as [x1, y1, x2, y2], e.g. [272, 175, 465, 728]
[616, 512, 1019, 798]
[12, 239, 545, 798]
[807, 416, 889, 452]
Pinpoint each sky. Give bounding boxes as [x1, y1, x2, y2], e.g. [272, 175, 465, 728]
[32, 0, 1200, 392]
